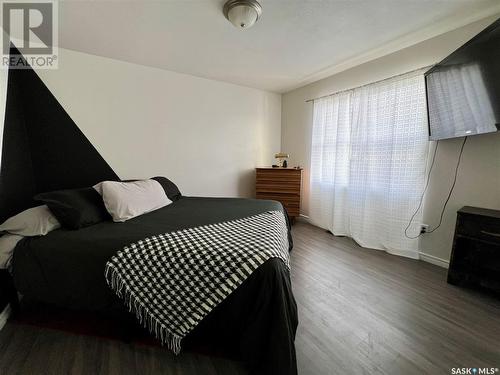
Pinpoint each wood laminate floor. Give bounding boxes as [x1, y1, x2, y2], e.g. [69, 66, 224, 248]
[0, 222, 499, 375]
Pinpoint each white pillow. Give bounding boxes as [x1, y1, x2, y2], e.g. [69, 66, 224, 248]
[0, 234, 23, 269]
[94, 179, 172, 222]
[0, 205, 61, 236]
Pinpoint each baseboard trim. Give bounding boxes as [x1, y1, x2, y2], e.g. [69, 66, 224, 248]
[298, 219, 450, 268]
[419, 252, 449, 269]
[0, 304, 11, 331]
[297, 214, 310, 223]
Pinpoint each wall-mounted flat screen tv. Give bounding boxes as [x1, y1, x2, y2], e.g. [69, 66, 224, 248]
[425, 18, 500, 140]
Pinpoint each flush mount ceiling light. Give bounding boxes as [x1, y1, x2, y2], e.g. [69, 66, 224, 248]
[223, 0, 262, 29]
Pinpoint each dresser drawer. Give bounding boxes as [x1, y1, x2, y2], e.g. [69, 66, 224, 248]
[255, 168, 302, 219]
[256, 193, 299, 208]
[285, 208, 300, 217]
[256, 168, 301, 180]
[256, 175, 301, 184]
[255, 182, 300, 194]
[256, 196, 300, 216]
[457, 213, 500, 244]
[453, 237, 500, 270]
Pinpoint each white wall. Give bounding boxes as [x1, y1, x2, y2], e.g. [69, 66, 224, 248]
[281, 15, 500, 264]
[25, 48, 281, 198]
[0, 33, 8, 167]
[0, 67, 6, 166]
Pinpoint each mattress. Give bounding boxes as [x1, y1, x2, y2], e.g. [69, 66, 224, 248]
[11, 196, 298, 374]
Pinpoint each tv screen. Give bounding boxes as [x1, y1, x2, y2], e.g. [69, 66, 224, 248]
[425, 18, 500, 140]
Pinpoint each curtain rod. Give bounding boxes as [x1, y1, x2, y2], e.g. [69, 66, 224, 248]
[305, 64, 436, 103]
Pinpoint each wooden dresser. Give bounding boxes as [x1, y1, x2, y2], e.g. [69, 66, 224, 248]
[255, 167, 302, 221]
[448, 206, 500, 295]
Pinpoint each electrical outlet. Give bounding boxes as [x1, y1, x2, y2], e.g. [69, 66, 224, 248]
[420, 224, 429, 234]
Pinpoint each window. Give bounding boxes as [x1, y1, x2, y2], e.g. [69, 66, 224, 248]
[309, 70, 429, 257]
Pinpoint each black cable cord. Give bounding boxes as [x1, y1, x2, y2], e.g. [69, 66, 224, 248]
[404, 136, 468, 239]
[426, 136, 468, 234]
[404, 140, 439, 239]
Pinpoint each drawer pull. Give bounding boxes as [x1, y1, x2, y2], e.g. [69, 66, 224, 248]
[480, 230, 500, 238]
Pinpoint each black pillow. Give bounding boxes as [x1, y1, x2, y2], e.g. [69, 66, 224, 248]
[151, 176, 182, 201]
[35, 187, 111, 230]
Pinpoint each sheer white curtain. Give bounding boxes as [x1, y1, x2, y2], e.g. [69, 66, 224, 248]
[310, 71, 429, 258]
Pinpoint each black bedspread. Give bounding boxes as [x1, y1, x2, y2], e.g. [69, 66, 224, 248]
[11, 197, 298, 374]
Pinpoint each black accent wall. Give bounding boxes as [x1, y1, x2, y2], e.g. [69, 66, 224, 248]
[0, 45, 120, 315]
[0, 45, 119, 223]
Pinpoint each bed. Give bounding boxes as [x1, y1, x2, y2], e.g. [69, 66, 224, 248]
[10, 196, 298, 375]
[1, 53, 297, 373]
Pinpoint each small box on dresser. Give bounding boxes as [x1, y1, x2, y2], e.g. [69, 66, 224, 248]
[255, 167, 302, 223]
[448, 206, 500, 296]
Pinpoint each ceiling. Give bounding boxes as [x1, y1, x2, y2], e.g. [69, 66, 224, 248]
[56, 0, 500, 93]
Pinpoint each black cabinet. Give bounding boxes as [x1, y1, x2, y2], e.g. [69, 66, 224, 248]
[448, 206, 500, 295]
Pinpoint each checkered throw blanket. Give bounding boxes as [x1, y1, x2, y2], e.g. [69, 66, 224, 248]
[105, 210, 290, 354]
